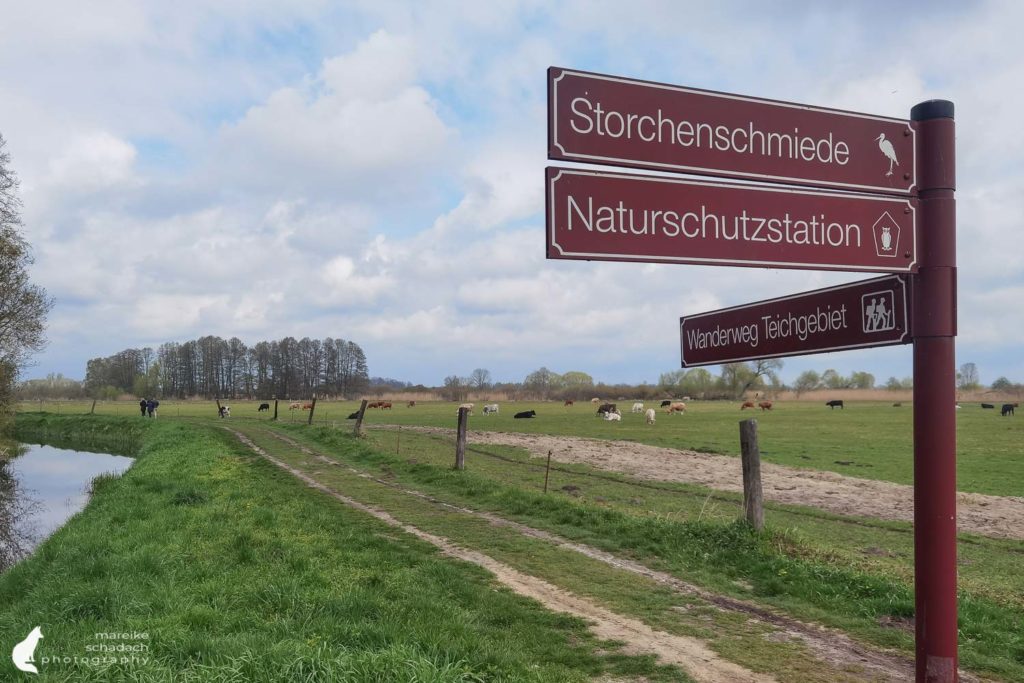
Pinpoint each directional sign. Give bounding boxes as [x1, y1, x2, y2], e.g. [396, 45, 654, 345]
[679, 275, 910, 367]
[546, 167, 916, 273]
[549, 67, 916, 195]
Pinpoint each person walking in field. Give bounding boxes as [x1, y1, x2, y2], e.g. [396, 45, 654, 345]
[147, 398, 158, 418]
[140, 398, 148, 417]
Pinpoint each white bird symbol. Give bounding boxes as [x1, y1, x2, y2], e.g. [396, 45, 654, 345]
[876, 133, 898, 177]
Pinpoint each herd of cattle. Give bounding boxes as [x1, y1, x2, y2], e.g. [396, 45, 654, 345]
[218, 398, 1021, 419]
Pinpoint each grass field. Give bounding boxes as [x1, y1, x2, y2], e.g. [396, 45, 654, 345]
[5, 411, 1024, 680]
[2, 415, 687, 682]
[20, 398, 1024, 496]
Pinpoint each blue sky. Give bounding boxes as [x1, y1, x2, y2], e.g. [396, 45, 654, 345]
[2, 1, 1022, 387]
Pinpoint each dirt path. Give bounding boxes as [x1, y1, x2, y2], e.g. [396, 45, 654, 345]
[260, 428, 934, 683]
[228, 428, 774, 683]
[383, 426, 1024, 541]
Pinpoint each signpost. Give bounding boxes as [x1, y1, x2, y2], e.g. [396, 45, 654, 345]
[679, 275, 910, 366]
[549, 67, 916, 195]
[546, 64, 957, 682]
[547, 167, 917, 273]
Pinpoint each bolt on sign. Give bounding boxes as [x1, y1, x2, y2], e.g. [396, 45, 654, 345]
[679, 275, 911, 367]
[546, 167, 917, 273]
[549, 67, 916, 195]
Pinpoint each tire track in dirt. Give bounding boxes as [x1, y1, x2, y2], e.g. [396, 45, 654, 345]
[382, 425, 1024, 541]
[248, 427, 953, 683]
[226, 427, 774, 683]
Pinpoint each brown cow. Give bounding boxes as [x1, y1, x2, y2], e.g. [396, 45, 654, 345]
[759, 401, 773, 411]
[367, 401, 381, 409]
[407, 401, 416, 407]
[302, 402, 314, 410]
[564, 399, 574, 406]
[666, 402, 686, 414]
[381, 402, 392, 410]
[741, 401, 755, 410]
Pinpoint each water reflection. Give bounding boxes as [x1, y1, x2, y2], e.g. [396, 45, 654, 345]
[0, 443, 133, 571]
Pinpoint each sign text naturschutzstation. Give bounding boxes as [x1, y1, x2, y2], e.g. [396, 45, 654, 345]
[546, 168, 917, 273]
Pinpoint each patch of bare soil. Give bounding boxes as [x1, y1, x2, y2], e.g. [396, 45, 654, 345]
[389, 426, 1024, 541]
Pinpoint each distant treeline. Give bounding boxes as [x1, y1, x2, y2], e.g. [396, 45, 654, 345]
[83, 336, 369, 400]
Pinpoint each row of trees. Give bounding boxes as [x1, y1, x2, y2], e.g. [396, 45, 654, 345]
[0, 133, 53, 422]
[84, 336, 370, 400]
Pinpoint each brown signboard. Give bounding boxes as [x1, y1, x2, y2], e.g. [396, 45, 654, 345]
[549, 67, 916, 195]
[679, 275, 911, 367]
[546, 167, 916, 273]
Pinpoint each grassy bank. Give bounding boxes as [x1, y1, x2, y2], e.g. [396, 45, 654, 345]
[277, 423, 1024, 681]
[0, 415, 685, 682]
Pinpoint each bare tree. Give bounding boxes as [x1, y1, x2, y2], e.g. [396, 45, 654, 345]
[0, 133, 53, 416]
[469, 368, 491, 391]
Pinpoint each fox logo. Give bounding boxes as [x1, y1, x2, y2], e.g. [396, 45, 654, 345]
[11, 626, 43, 674]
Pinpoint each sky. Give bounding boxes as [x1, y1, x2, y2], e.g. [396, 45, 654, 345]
[2, 0, 1023, 388]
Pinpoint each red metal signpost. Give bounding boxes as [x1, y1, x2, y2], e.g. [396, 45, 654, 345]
[546, 167, 917, 273]
[546, 65, 957, 682]
[679, 276, 910, 367]
[549, 67, 916, 195]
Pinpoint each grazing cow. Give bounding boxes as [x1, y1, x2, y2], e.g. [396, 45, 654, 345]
[289, 401, 301, 410]
[682, 396, 692, 402]
[514, 410, 536, 419]
[381, 402, 392, 410]
[1002, 403, 1015, 416]
[826, 400, 844, 410]
[458, 403, 475, 415]
[604, 411, 622, 422]
[346, 411, 359, 419]
[759, 401, 773, 411]
[407, 401, 416, 407]
[591, 398, 600, 404]
[367, 401, 381, 409]
[564, 399, 574, 407]
[660, 400, 672, 407]
[483, 404, 499, 415]
[645, 408, 656, 425]
[981, 403, 994, 409]
[741, 401, 755, 410]
[258, 402, 270, 412]
[596, 403, 617, 416]
[302, 402, 314, 410]
[893, 403, 902, 407]
[631, 402, 644, 413]
[666, 402, 686, 414]
[219, 405, 231, 418]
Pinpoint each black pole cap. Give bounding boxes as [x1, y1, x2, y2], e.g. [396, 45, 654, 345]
[911, 99, 954, 121]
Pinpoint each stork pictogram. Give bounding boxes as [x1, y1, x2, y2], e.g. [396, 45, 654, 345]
[875, 133, 899, 177]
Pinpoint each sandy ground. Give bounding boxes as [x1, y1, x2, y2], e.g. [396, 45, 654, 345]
[390, 426, 1024, 541]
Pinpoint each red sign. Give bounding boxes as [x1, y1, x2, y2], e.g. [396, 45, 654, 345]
[549, 67, 916, 195]
[546, 167, 916, 273]
[679, 275, 910, 367]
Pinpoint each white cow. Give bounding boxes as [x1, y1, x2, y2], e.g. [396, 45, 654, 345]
[483, 404, 499, 415]
[645, 408, 656, 425]
[631, 402, 644, 413]
[604, 411, 622, 422]
[458, 403, 475, 415]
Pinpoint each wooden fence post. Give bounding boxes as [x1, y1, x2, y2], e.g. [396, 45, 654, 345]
[454, 407, 469, 470]
[307, 397, 317, 425]
[90, 399, 96, 415]
[215, 399, 222, 418]
[543, 450, 553, 493]
[353, 399, 369, 436]
[273, 400, 278, 421]
[739, 419, 764, 531]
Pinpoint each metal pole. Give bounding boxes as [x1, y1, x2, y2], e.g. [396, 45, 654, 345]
[910, 99, 957, 683]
